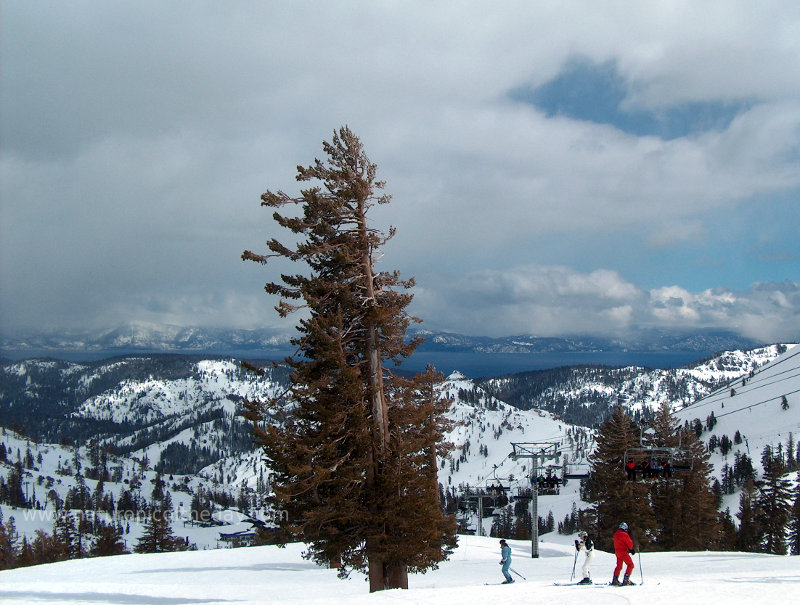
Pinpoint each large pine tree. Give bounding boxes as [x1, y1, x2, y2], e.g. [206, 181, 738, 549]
[586, 407, 657, 551]
[242, 127, 456, 591]
[648, 403, 720, 550]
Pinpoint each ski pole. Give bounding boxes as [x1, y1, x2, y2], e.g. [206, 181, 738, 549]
[638, 550, 643, 585]
[570, 550, 578, 581]
[510, 567, 526, 580]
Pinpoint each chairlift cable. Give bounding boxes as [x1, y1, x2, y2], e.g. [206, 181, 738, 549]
[688, 345, 800, 403]
[688, 345, 800, 397]
[711, 387, 800, 420]
[675, 370, 800, 415]
[686, 359, 800, 406]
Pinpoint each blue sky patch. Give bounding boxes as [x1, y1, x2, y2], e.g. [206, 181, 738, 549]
[511, 58, 753, 139]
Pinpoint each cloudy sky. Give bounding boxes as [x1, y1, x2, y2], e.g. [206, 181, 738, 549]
[2, 1, 799, 342]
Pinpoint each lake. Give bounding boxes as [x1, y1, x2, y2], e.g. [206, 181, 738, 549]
[1, 348, 709, 379]
[394, 350, 708, 378]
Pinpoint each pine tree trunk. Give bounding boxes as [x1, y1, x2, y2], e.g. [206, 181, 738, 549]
[367, 541, 386, 592]
[387, 562, 409, 589]
[360, 193, 395, 591]
[367, 324, 388, 454]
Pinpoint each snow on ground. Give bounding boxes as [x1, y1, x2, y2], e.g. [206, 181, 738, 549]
[674, 343, 800, 482]
[2, 533, 798, 604]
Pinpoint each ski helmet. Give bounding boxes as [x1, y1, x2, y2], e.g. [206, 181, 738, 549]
[619, 522, 628, 531]
[578, 531, 587, 539]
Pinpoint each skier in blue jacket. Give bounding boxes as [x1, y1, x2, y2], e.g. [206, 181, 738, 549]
[499, 539, 513, 583]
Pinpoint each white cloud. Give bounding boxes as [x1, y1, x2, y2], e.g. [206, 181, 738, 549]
[413, 266, 800, 341]
[1, 2, 799, 341]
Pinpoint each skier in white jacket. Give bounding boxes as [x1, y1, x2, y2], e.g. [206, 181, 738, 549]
[575, 531, 595, 584]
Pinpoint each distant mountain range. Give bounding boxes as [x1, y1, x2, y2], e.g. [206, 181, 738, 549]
[0, 323, 292, 358]
[415, 328, 761, 354]
[0, 322, 763, 360]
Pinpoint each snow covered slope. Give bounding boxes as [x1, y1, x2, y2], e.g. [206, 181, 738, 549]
[2, 534, 798, 604]
[481, 344, 788, 425]
[0, 368, 595, 552]
[674, 343, 800, 486]
[440, 372, 592, 485]
[3, 345, 798, 556]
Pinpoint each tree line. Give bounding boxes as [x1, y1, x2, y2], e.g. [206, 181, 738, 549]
[582, 404, 800, 555]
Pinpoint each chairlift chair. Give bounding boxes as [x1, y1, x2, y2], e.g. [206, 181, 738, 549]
[623, 446, 694, 480]
[513, 487, 532, 501]
[563, 462, 591, 480]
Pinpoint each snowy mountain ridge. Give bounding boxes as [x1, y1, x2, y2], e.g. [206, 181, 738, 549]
[479, 344, 791, 426]
[0, 360, 593, 551]
[673, 343, 800, 508]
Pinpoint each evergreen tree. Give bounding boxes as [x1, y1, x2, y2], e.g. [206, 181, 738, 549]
[0, 511, 18, 569]
[31, 528, 66, 565]
[190, 488, 212, 524]
[4, 464, 27, 507]
[371, 367, 457, 583]
[715, 508, 738, 551]
[733, 451, 756, 487]
[134, 507, 176, 553]
[54, 510, 81, 559]
[756, 458, 792, 554]
[90, 519, 128, 557]
[242, 127, 455, 591]
[491, 506, 514, 538]
[735, 481, 763, 552]
[14, 536, 35, 568]
[627, 403, 720, 550]
[789, 481, 800, 556]
[586, 407, 657, 551]
[663, 425, 719, 550]
[134, 474, 180, 553]
[74, 510, 91, 558]
[512, 499, 532, 540]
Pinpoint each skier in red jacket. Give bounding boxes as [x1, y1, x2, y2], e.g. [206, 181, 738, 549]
[612, 522, 635, 585]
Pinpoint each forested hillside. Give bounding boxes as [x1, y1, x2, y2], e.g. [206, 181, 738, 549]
[2, 345, 797, 570]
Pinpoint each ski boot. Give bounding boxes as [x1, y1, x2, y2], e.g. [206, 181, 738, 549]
[577, 577, 592, 585]
[622, 574, 634, 586]
[611, 576, 621, 586]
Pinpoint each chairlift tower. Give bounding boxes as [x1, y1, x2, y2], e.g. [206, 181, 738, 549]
[510, 441, 560, 558]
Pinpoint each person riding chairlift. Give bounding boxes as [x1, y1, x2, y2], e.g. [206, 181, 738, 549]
[625, 459, 637, 481]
